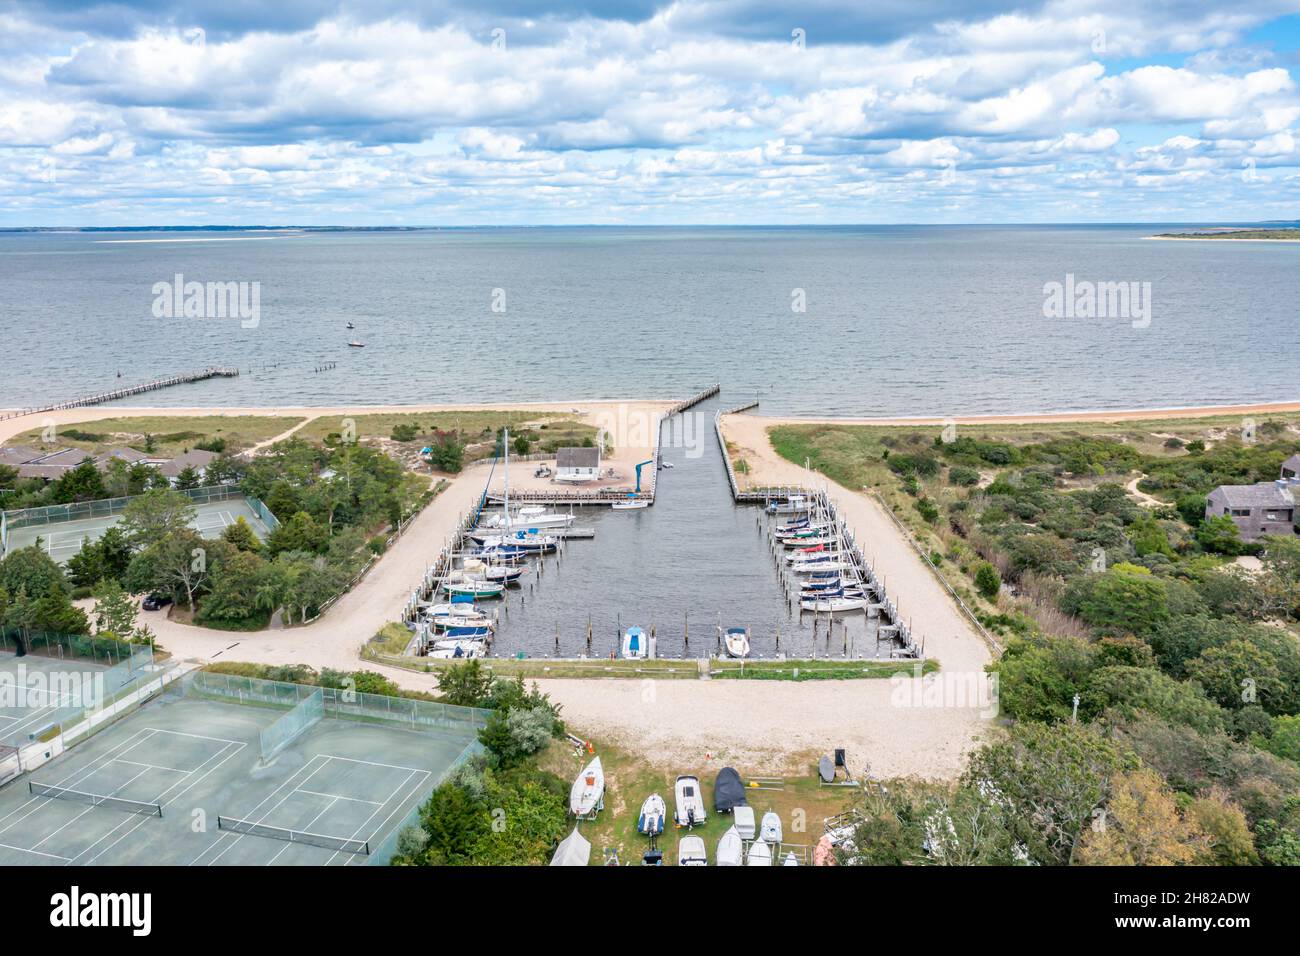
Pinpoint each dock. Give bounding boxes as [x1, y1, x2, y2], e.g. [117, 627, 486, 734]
[0, 367, 240, 421]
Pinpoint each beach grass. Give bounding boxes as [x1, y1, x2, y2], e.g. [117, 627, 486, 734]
[294, 409, 580, 444]
[7, 414, 303, 458]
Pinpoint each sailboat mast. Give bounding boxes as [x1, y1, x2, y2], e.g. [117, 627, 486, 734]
[503, 425, 510, 528]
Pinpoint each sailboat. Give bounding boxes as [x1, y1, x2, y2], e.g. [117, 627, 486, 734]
[799, 590, 868, 613]
[570, 757, 605, 818]
[611, 493, 649, 510]
[477, 427, 576, 532]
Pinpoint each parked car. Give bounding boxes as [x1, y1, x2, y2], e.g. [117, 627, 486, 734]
[141, 594, 172, 611]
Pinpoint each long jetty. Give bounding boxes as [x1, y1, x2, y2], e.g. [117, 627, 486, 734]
[0, 367, 240, 421]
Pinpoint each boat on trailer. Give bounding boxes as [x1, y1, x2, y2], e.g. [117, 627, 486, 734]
[570, 757, 605, 818]
[723, 626, 750, 658]
[716, 826, 743, 866]
[638, 794, 667, 835]
[746, 838, 773, 866]
[677, 835, 707, 866]
[674, 775, 707, 828]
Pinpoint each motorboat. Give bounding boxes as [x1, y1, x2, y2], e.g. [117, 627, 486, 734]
[723, 626, 750, 658]
[767, 495, 811, 515]
[761, 810, 783, 844]
[570, 757, 604, 818]
[677, 835, 707, 866]
[746, 838, 773, 866]
[427, 641, 485, 659]
[800, 593, 868, 613]
[716, 826, 743, 866]
[638, 794, 667, 835]
[611, 495, 649, 510]
[673, 775, 706, 828]
[733, 806, 756, 840]
[345, 321, 355, 329]
[621, 626, 651, 659]
[347, 340, 365, 348]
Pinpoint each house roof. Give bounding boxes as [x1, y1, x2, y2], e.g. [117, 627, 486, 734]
[556, 447, 600, 468]
[1282, 453, 1300, 475]
[93, 447, 152, 472]
[157, 448, 218, 477]
[0, 445, 42, 466]
[1211, 482, 1296, 508]
[16, 463, 76, 481]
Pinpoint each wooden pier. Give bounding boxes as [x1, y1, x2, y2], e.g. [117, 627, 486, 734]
[666, 383, 720, 415]
[0, 367, 240, 421]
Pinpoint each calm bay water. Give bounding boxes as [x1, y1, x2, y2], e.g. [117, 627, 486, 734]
[2, 225, 1296, 415]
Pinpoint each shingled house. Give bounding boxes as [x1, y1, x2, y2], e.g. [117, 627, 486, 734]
[1205, 468, 1299, 543]
[1282, 453, 1300, 480]
[555, 446, 600, 483]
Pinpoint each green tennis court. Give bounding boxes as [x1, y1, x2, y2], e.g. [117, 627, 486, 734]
[0, 677, 484, 866]
[2, 498, 274, 564]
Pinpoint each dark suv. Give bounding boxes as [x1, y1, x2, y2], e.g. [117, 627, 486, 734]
[141, 594, 172, 611]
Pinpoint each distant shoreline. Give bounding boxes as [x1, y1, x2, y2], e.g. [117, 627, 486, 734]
[1148, 235, 1300, 243]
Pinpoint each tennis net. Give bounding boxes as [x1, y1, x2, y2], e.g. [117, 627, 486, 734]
[30, 781, 163, 817]
[216, 816, 370, 855]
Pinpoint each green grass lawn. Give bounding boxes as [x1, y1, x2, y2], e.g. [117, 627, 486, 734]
[295, 409, 578, 444]
[9, 414, 304, 459]
[540, 739, 859, 865]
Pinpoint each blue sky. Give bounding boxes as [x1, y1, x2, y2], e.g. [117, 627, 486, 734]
[2, 1, 1299, 225]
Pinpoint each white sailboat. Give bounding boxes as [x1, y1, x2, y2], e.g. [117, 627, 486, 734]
[570, 756, 604, 818]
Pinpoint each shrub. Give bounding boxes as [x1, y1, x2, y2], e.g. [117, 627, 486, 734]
[974, 562, 1001, 600]
[948, 465, 980, 487]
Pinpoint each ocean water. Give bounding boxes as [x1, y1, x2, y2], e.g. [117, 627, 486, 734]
[1, 225, 1295, 416]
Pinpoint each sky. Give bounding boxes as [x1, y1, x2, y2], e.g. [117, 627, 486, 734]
[2, 0, 1300, 225]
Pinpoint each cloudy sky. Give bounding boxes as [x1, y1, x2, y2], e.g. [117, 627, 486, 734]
[2, 0, 1299, 225]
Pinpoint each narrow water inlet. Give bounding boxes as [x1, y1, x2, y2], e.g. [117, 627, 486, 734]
[455, 392, 909, 660]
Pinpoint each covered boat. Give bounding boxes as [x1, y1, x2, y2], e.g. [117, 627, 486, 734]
[716, 826, 743, 866]
[733, 806, 756, 840]
[746, 838, 773, 866]
[713, 767, 747, 814]
[569, 757, 604, 818]
[673, 775, 706, 828]
[549, 827, 591, 866]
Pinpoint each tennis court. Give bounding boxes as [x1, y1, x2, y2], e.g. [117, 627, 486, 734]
[2, 498, 274, 564]
[0, 652, 151, 748]
[0, 679, 484, 866]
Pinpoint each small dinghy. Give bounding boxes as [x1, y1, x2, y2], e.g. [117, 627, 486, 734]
[347, 340, 365, 348]
[716, 826, 743, 867]
[723, 626, 750, 658]
[673, 775, 706, 828]
[760, 810, 783, 844]
[746, 838, 773, 866]
[818, 755, 836, 783]
[638, 793, 667, 835]
[569, 757, 604, 818]
[677, 835, 707, 866]
[733, 806, 756, 840]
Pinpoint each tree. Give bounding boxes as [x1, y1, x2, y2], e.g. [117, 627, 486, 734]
[29, 582, 90, 634]
[963, 721, 1132, 866]
[0, 546, 66, 600]
[119, 488, 197, 549]
[220, 516, 262, 553]
[266, 511, 328, 557]
[974, 562, 1001, 600]
[1082, 666, 1227, 736]
[92, 578, 139, 640]
[65, 537, 107, 590]
[425, 430, 465, 473]
[436, 659, 495, 707]
[1075, 769, 1206, 866]
[1259, 714, 1300, 764]
[478, 706, 558, 769]
[51, 458, 107, 504]
[1065, 564, 1170, 637]
[1128, 515, 1174, 558]
[196, 549, 266, 623]
[126, 529, 214, 612]
[1187, 639, 1286, 713]
[1196, 514, 1243, 555]
[1188, 792, 1258, 865]
[989, 635, 1096, 723]
[173, 465, 202, 491]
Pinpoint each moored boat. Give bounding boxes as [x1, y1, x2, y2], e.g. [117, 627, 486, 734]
[723, 626, 750, 658]
[621, 625, 652, 659]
